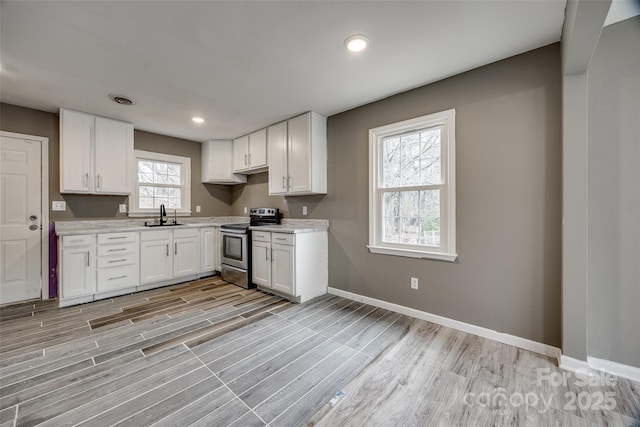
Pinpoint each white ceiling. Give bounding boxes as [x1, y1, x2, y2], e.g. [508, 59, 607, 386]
[1, 1, 568, 142]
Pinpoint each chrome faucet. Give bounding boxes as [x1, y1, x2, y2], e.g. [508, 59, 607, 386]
[159, 204, 167, 225]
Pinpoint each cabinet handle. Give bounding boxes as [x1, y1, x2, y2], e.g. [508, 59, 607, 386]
[166, 244, 169, 257]
[86, 251, 90, 267]
[107, 248, 127, 252]
[271, 248, 275, 263]
[244, 154, 248, 165]
[275, 237, 287, 241]
[265, 247, 269, 261]
[97, 174, 101, 190]
[108, 236, 127, 240]
[174, 243, 177, 255]
[85, 173, 89, 190]
[108, 258, 127, 263]
[282, 176, 287, 189]
[288, 176, 293, 188]
[108, 275, 127, 280]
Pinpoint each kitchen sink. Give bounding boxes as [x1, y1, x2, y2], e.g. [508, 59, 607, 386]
[144, 222, 184, 227]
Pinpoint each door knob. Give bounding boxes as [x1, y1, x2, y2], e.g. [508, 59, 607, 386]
[29, 215, 38, 221]
[29, 224, 38, 231]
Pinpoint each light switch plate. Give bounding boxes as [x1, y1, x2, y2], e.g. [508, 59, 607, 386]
[52, 201, 66, 211]
[196, 205, 201, 213]
[302, 206, 308, 216]
[119, 204, 127, 213]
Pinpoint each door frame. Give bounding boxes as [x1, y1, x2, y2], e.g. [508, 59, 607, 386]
[1, 131, 50, 300]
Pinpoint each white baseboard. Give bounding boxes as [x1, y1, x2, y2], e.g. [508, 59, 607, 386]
[588, 356, 640, 383]
[559, 355, 592, 374]
[328, 287, 562, 360]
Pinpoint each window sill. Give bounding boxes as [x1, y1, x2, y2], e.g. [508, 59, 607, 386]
[128, 211, 192, 218]
[367, 245, 458, 262]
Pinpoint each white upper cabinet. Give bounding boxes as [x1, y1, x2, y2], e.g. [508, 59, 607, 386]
[201, 140, 247, 185]
[60, 109, 133, 195]
[94, 117, 134, 194]
[233, 129, 268, 174]
[268, 111, 327, 196]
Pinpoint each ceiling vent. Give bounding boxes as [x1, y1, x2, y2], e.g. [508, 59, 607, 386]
[108, 94, 136, 106]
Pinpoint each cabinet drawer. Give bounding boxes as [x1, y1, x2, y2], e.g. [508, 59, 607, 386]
[97, 264, 139, 291]
[271, 233, 294, 245]
[97, 242, 136, 257]
[62, 235, 92, 247]
[252, 230, 271, 242]
[97, 232, 136, 244]
[173, 228, 199, 239]
[141, 229, 171, 242]
[97, 253, 136, 268]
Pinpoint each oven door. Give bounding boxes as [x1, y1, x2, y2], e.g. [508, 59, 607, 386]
[221, 232, 248, 270]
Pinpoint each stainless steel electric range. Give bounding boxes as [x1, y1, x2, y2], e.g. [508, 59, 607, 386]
[220, 207, 280, 289]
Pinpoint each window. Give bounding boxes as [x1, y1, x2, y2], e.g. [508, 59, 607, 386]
[368, 109, 457, 261]
[129, 150, 191, 216]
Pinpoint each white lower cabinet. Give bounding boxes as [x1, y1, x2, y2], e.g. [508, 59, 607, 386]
[200, 227, 217, 274]
[60, 235, 95, 301]
[251, 230, 327, 302]
[60, 225, 217, 307]
[140, 230, 173, 284]
[173, 228, 200, 277]
[96, 232, 139, 293]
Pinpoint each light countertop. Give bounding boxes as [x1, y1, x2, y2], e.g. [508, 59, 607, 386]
[55, 217, 329, 236]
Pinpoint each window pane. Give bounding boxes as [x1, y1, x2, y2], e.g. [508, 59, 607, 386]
[420, 128, 442, 185]
[383, 137, 400, 164]
[167, 164, 181, 176]
[383, 217, 399, 243]
[420, 190, 441, 247]
[383, 192, 399, 217]
[167, 198, 181, 209]
[167, 174, 181, 185]
[139, 185, 154, 197]
[153, 197, 169, 208]
[399, 191, 419, 217]
[139, 172, 154, 183]
[153, 162, 167, 175]
[383, 162, 401, 188]
[138, 161, 153, 175]
[139, 197, 154, 208]
[400, 217, 420, 245]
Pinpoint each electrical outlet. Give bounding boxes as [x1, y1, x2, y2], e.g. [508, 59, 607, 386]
[196, 205, 201, 213]
[410, 277, 419, 289]
[244, 206, 248, 214]
[52, 201, 66, 211]
[302, 206, 308, 216]
[119, 204, 127, 213]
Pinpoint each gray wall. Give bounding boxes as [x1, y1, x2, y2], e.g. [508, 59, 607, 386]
[0, 103, 232, 220]
[233, 44, 563, 347]
[587, 17, 640, 368]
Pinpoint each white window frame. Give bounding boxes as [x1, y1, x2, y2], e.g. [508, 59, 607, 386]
[368, 109, 457, 262]
[129, 150, 192, 217]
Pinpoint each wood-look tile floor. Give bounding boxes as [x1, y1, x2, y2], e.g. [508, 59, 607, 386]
[1, 277, 638, 427]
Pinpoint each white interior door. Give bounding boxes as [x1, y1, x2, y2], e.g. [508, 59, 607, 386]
[0, 135, 42, 304]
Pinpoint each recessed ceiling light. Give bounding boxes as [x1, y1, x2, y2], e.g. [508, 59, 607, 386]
[192, 117, 205, 124]
[344, 34, 369, 53]
[108, 93, 135, 106]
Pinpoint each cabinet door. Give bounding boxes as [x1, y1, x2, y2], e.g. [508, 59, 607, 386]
[201, 141, 246, 184]
[174, 236, 200, 277]
[287, 114, 311, 194]
[248, 129, 267, 169]
[94, 117, 133, 194]
[60, 109, 93, 193]
[214, 228, 222, 271]
[61, 245, 95, 298]
[272, 243, 295, 296]
[252, 240, 271, 287]
[268, 122, 288, 195]
[233, 135, 250, 172]
[140, 240, 173, 284]
[200, 227, 216, 273]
